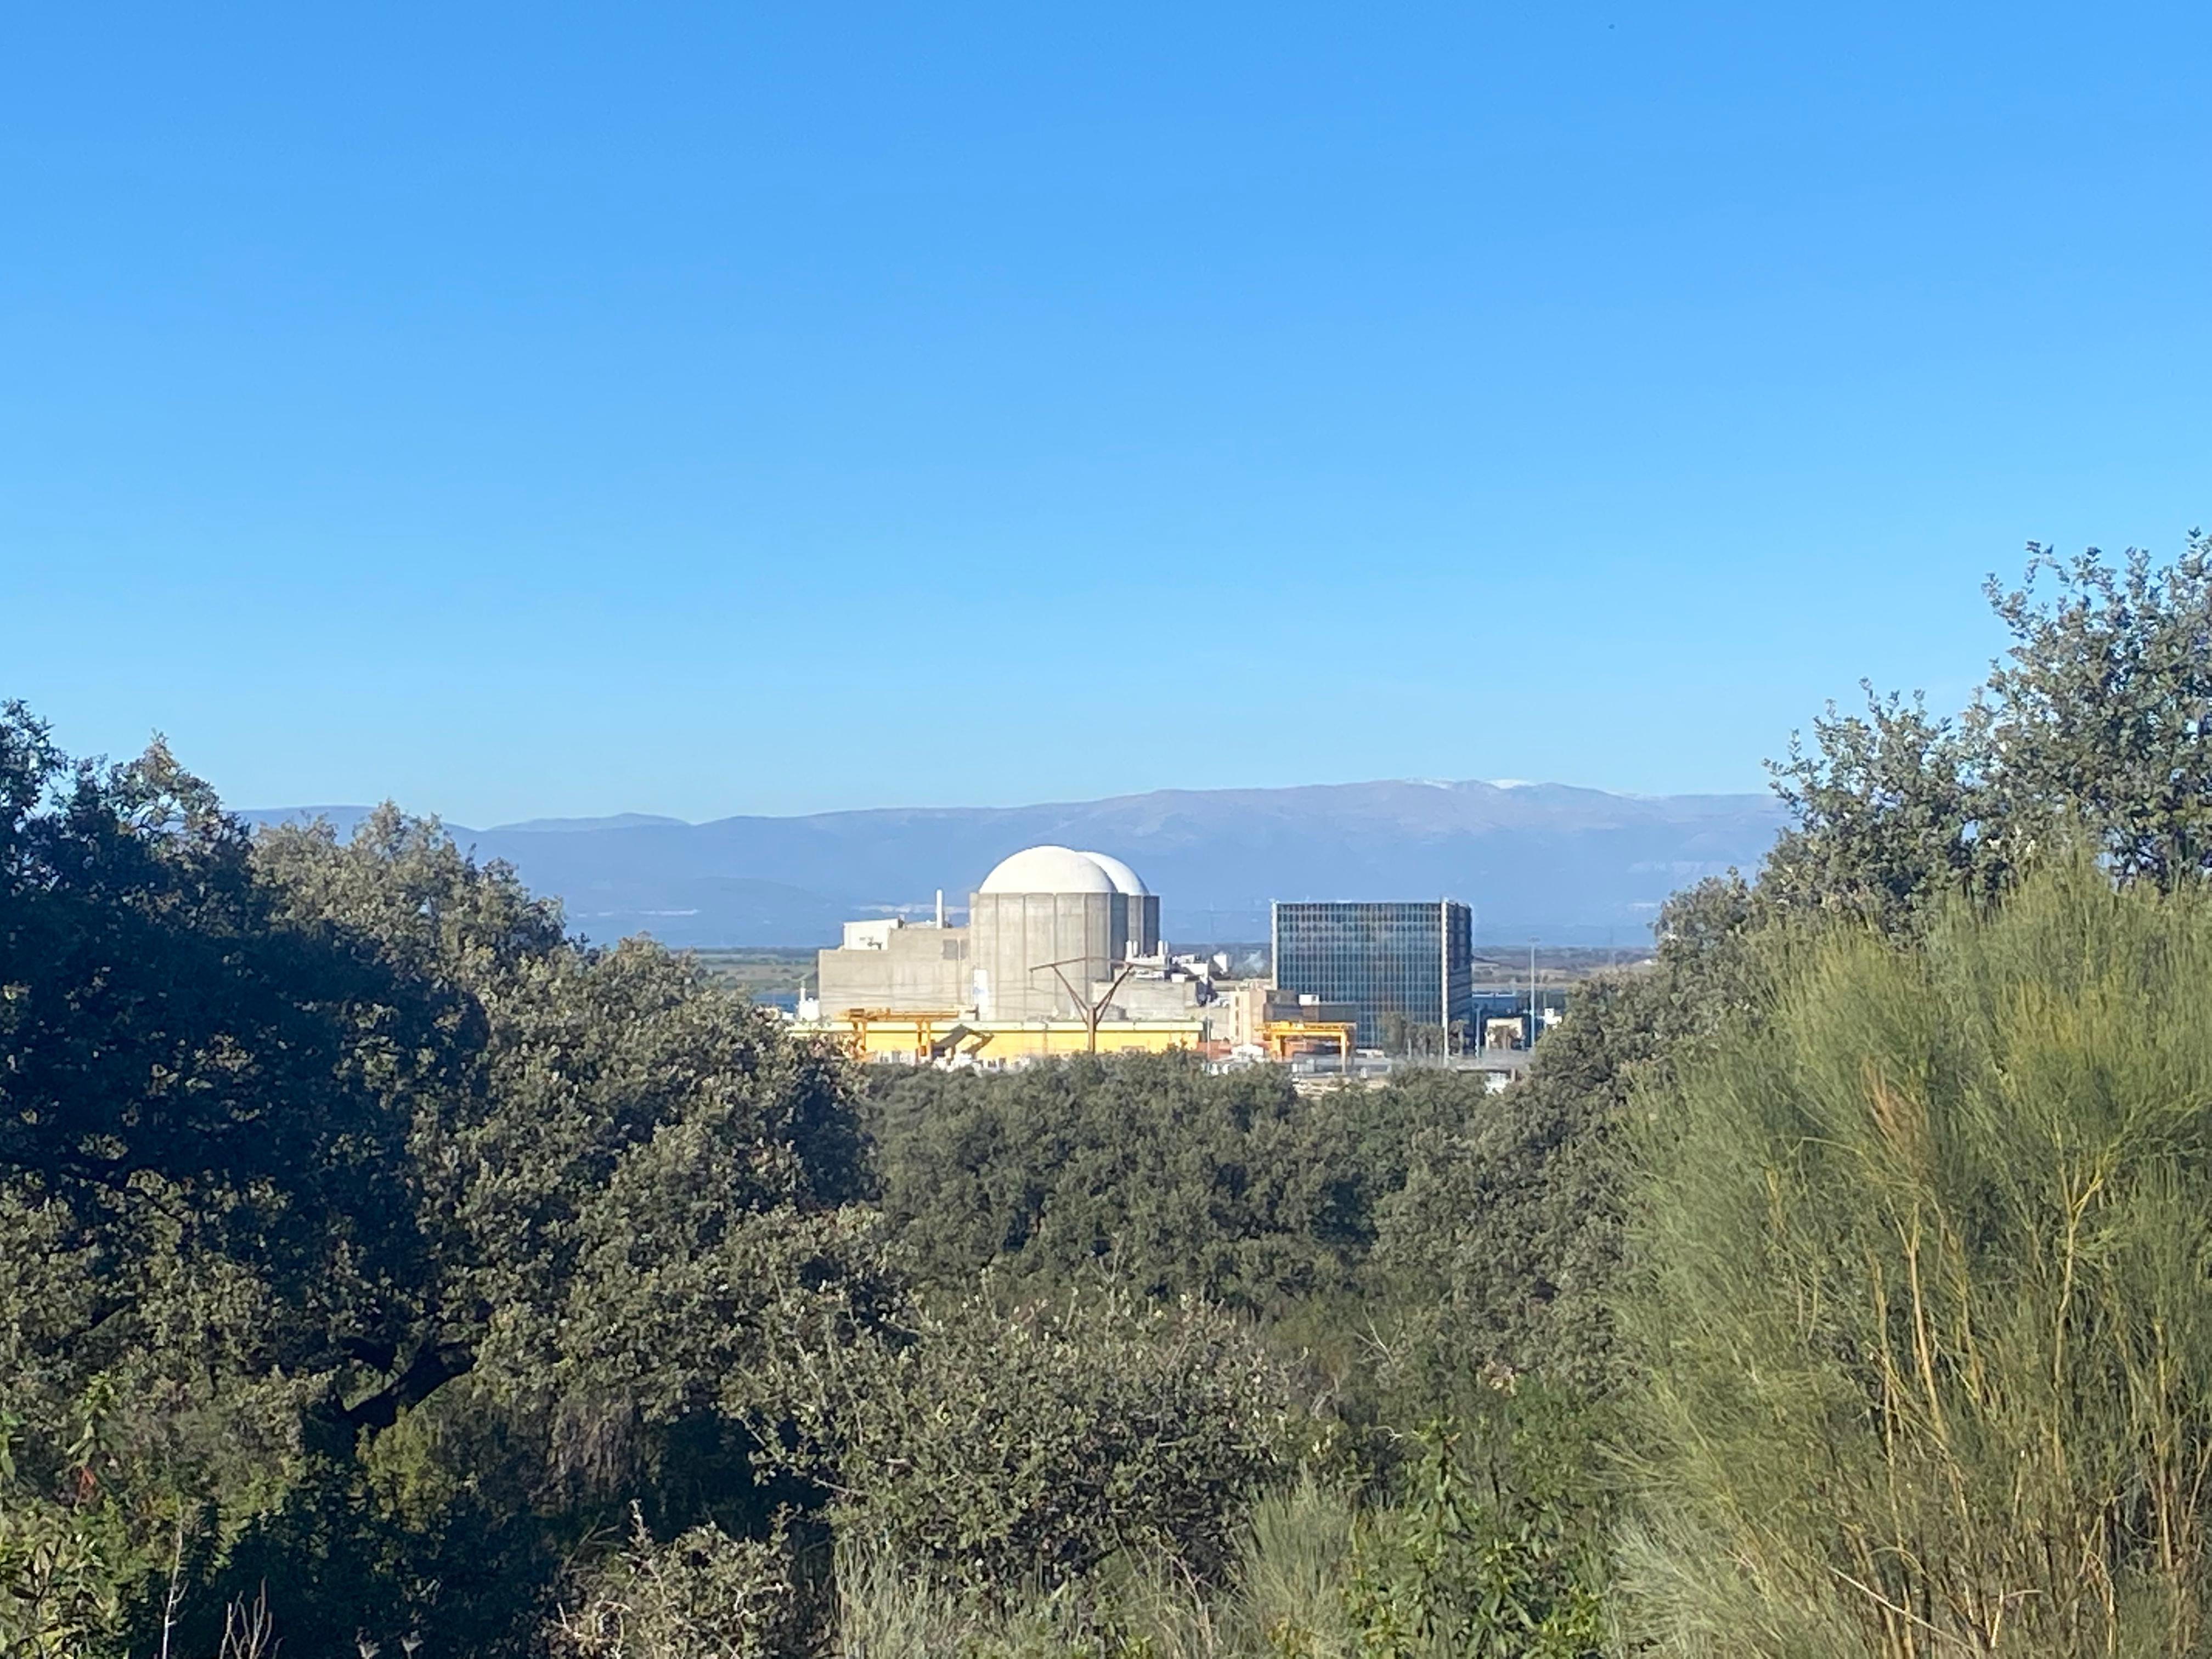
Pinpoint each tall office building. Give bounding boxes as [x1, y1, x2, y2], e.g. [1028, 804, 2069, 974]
[1271, 899, 1473, 1047]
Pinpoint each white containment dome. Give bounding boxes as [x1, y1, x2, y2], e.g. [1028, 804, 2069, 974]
[977, 844, 1118, 895]
[1076, 850, 1149, 896]
[968, 844, 1160, 1020]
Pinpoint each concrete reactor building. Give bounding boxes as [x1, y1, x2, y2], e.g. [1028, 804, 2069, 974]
[969, 845, 1160, 1019]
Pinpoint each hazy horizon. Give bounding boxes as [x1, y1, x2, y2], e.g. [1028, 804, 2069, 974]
[228, 775, 1788, 948]
[236, 772, 1784, 833]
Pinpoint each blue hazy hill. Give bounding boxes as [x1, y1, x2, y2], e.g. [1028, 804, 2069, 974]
[241, 778, 1787, 949]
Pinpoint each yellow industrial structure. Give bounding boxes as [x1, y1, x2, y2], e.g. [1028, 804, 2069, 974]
[814, 1007, 1205, 1065]
[1256, 1019, 1355, 1064]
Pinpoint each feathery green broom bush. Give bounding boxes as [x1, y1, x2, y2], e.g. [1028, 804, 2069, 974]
[1620, 862, 2212, 1656]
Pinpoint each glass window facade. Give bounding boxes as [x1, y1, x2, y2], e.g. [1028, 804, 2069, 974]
[1271, 900, 1473, 1047]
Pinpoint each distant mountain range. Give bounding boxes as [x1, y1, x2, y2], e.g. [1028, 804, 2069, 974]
[240, 780, 1790, 949]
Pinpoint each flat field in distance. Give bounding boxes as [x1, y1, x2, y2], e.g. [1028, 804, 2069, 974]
[688, 947, 815, 1002]
[1474, 946, 1654, 985]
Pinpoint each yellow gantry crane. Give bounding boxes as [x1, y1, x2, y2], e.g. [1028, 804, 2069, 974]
[838, 1008, 975, 1062]
[1256, 1019, 1356, 1065]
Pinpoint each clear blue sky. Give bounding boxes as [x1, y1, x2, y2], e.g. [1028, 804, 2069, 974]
[5, 3, 2207, 823]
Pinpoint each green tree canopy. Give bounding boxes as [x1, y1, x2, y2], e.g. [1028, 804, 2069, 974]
[0, 704, 884, 1657]
[1765, 532, 2212, 926]
[864, 1053, 1471, 1313]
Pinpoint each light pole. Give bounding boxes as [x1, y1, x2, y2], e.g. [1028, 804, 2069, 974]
[1527, 937, 1538, 1049]
[1037, 955, 1140, 1053]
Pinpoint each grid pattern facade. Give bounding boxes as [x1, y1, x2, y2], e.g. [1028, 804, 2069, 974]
[1271, 900, 1473, 1047]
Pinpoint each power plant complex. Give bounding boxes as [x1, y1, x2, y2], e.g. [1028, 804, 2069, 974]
[801, 845, 1214, 1063]
[798, 844, 1479, 1067]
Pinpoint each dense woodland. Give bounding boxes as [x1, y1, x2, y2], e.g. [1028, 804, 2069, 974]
[10, 536, 2212, 1656]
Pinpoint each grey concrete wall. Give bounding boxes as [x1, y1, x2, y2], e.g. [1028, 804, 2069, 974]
[1098, 893, 1159, 960]
[1104, 977, 1205, 1022]
[817, 925, 970, 1013]
[971, 891, 1114, 1020]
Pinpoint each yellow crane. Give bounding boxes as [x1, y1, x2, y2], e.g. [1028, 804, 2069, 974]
[1257, 1019, 1355, 1065]
[837, 1008, 968, 1062]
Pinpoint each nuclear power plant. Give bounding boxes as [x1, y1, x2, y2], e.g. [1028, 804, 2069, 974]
[800, 844, 1366, 1066]
[801, 845, 1200, 1062]
[798, 842, 1508, 1071]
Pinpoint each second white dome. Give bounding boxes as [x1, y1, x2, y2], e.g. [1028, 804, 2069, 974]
[1076, 850, 1149, 896]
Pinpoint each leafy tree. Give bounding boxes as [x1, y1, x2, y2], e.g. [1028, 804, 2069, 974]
[0, 707, 885, 1656]
[1765, 533, 2212, 925]
[1980, 535, 2212, 883]
[767, 1289, 1292, 1595]
[1763, 687, 1991, 929]
[0, 707, 464, 1644]
[253, 809, 883, 1449]
[1370, 876, 1759, 1393]
[865, 1055, 1470, 1314]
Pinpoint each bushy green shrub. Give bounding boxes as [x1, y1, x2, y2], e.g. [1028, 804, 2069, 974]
[830, 1486, 1349, 1659]
[825, 1454, 1605, 1659]
[548, 1505, 816, 1659]
[1234, 1477, 1357, 1657]
[775, 1290, 1293, 1595]
[1342, 1420, 1604, 1659]
[864, 1057, 1479, 1313]
[0, 1459, 125, 1658]
[1620, 864, 2212, 1655]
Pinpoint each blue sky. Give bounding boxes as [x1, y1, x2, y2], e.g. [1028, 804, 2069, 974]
[5, 3, 2207, 823]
